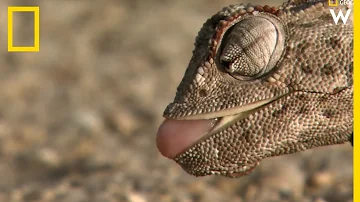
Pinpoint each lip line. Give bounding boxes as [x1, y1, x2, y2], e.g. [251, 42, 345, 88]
[208, 108, 256, 136]
[174, 93, 288, 121]
[173, 93, 289, 159]
[209, 93, 288, 135]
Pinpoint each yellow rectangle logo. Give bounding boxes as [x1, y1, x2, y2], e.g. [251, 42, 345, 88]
[8, 6, 40, 52]
[328, 0, 339, 6]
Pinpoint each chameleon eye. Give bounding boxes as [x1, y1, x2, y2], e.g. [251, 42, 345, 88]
[220, 14, 286, 79]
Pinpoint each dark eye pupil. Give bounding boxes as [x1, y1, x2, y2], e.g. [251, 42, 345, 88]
[220, 59, 231, 70]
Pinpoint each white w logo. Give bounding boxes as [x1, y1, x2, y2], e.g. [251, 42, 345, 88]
[329, 9, 352, 25]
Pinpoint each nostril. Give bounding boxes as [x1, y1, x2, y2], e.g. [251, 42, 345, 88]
[199, 89, 208, 97]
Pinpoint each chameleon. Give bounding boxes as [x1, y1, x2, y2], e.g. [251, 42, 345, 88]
[156, 0, 353, 178]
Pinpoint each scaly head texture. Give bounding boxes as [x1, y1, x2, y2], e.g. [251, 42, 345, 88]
[162, 0, 353, 177]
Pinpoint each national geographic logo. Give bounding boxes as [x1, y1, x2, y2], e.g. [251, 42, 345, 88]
[329, 0, 353, 6]
[7, 6, 40, 52]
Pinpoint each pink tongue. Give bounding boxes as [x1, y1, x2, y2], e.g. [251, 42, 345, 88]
[156, 119, 214, 159]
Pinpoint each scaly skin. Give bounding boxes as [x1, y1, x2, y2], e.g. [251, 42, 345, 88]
[162, 0, 353, 177]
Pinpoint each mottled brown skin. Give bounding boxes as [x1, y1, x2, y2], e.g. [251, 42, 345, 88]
[163, 0, 353, 177]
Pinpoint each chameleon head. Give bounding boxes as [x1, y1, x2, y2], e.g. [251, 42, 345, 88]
[157, 1, 353, 177]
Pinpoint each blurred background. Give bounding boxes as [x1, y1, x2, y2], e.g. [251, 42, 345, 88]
[0, 0, 353, 202]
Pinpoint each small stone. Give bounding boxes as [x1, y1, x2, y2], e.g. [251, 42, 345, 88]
[111, 109, 137, 136]
[37, 148, 61, 168]
[309, 171, 334, 188]
[128, 192, 147, 202]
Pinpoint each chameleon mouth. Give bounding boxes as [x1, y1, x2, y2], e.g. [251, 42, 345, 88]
[156, 94, 286, 159]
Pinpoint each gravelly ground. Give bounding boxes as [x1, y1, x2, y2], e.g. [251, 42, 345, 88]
[0, 0, 353, 202]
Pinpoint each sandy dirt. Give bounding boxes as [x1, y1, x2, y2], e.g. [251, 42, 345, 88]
[0, 0, 353, 202]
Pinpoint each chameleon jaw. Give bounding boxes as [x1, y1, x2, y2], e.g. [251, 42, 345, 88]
[168, 94, 288, 177]
[157, 93, 287, 160]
